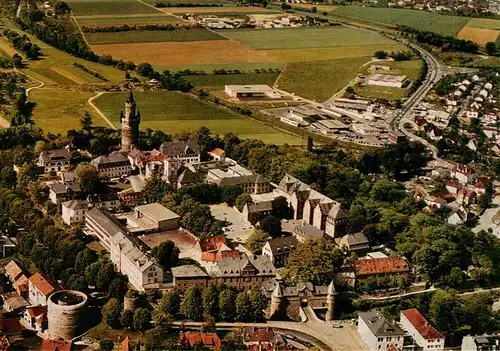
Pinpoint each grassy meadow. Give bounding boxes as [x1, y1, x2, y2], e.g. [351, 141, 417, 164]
[330, 6, 469, 36]
[66, 0, 158, 15]
[94, 91, 301, 143]
[184, 72, 279, 91]
[76, 13, 181, 27]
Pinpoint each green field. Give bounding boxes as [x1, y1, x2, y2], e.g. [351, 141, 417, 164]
[31, 89, 106, 134]
[466, 18, 500, 30]
[185, 72, 279, 90]
[142, 0, 230, 5]
[85, 28, 225, 44]
[330, 6, 469, 36]
[76, 14, 180, 27]
[94, 91, 301, 143]
[219, 26, 396, 50]
[277, 56, 370, 102]
[30, 68, 78, 85]
[66, 0, 158, 15]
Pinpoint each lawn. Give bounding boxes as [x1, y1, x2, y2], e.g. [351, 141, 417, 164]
[66, 0, 159, 15]
[75, 13, 181, 27]
[91, 40, 277, 68]
[30, 89, 106, 135]
[330, 6, 469, 36]
[264, 43, 408, 62]
[219, 26, 396, 50]
[277, 56, 370, 102]
[85, 27, 225, 44]
[94, 91, 301, 143]
[185, 72, 279, 90]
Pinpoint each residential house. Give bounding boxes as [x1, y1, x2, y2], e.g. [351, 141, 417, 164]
[456, 189, 477, 206]
[37, 148, 71, 173]
[179, 332, 221, 350]
[208, 148, 226, 161]
[61, 199, 89, 225]
[461, 335, 500, 351]
[28, 272, 59, 306]
[335, 232, 370, 254]
[241, 201, 273, 224]
[446, 180, 460, 194]
[0, 236, 15, 258]
[261, 236, 299, 268]
[340, 257, 411, 286]
[48, 182, 81, 204]
[197, 235, 240, 263]
[90, 151, 132, 178]
[159, 139, 201, 164]
[22, 305, 47, 332]
[474, 178, 489, 195]
[243, 327, 289, 350]
[4, 295, 29, 313]
[283, 220, 324, 243]
[87, 192, 121, 211]
[207, 168, 271, 194]
[448, 207, 468, 225]
[12, 275, 29, 298]
[176, 166, 202, 189]
[40, 339, 72, 351]
[357, 311, 405, 351]
[400, 309, 445, 350]
[4, 260, 24, 284]
[275, 174, 348, 238]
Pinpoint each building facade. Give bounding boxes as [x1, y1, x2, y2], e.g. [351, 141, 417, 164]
[28, 273, 59, 306]
[91, 151, 132, 178]
[120, 91, 140, 152]
[400, 309, 445, 351]
[37, 148, 71, 173]
[261, 236, 298, 268]
[357, 311, 405, 351]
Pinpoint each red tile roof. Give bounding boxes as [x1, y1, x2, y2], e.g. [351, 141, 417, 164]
[121, 336, 131, 351]
[243, 327, 275, 342]
[179, 332, 221, 349]
[1, 319, 24, 332]
[352, 257, 410, 276]
[401, 309, 444, 340]
[200, 235, 227, 252]
[26, 305, 47, 319]
[446, 180, 460, 188]
[452, 164, 474, 175]
[28, 273, 59, 297]
[201, 250, 241, 263]
[208, 148, 225, 157]
[41, 339, 72, 351]
[386, 345, 400, 351]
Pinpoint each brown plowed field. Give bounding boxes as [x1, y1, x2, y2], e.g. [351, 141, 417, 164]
[457, 26, 499, 45]
[91, 40, 277, 66]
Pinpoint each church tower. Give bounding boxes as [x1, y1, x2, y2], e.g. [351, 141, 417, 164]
[120, 90, 140, 152]
[325, 281, 336, 322]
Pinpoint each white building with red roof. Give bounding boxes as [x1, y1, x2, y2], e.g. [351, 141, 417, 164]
[400, 309, 444, 350]
[28, 273, 59, 306]
[451, 165, 475, 185]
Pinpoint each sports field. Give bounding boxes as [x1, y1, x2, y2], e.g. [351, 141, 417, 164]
[219, 26, 396, 50]
[66, 0, 158, 15]
[94, 91, 301, 143]
[277, 56, 371, 102]
[185, 72, 279, 91]
[91, 40, 278, 67]
[330, 6, 469, 36]
[85, 28, 225, 44]
[76, 13, 181, 27]
[30, 89, 106, 134]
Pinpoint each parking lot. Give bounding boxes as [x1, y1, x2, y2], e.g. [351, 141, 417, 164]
[210, 203, 253, 243]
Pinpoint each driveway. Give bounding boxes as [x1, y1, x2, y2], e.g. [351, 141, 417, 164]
[210, 204, 253, 243]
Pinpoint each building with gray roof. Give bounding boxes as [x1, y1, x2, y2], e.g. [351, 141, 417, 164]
[91, 151, 132, 178]
[261, 236, 298, 268]
[358, 311, 404, 351]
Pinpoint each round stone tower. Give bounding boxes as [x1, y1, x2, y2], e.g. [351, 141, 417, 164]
[120, 90, 141, 152]
[325, 281, 336, 322]
[270, 281, 283, 317]
[47, 290, 88, 341]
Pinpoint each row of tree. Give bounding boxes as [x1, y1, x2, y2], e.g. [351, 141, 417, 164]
[2, 29, 41, 59]
[400, 26, 479, 54]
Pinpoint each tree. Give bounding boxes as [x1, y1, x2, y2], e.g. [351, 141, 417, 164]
[374, 50, 388, 59]
[345, 86, 355, 95]
[221, 328, 245, 351]
[84, 261, 101, 286]
[181, 286, 203, 321]
[143, 171, 171, 203]
[260, 215, 282, 237]
[159, 290, 181, 317]
[108, 277, 129, 299]
[282, 238, 344, 285]
[235, 292, 252, 322]
[75, 248, 98, 272]
[271, 196, 293, 219]
[102, 298, 122, 329]
[151, 241, 179, 269]
[136, 62, 154, 77]
[245, 229, 269, 253]
[75, 163, 105, 195]
[97, 262, 116, 291]
[235, 193, 252, 212]
[80, 111, 93, 131]
[120, 309, 134, 330]
[429, 289, 462, 340]
[485, 41, 497, 55]
[249, 289, 268, 321]
[99, 339, 114, 351]
[220, 185, 243, 207]
[202, 284, 219, 319]
[133, 308, 152, 332]
[218, 289, 236, 322]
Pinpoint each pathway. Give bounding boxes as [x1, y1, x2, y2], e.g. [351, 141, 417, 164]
[88, 92, 117, 129]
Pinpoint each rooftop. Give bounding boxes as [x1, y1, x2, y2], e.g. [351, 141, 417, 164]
[359, 311, 404, 337]
[136, 203, 180, 222]
[369, 73, 407, 82]
[401, 308, 444, 340]
[28, 272, 59, 296]
[352, 257, 409, 276]
[266, 236, 299, 255]
[171, 264, 209, 278]
[225, 84, 274, 93]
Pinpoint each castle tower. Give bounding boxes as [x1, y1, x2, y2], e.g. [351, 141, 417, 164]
[270, 281, 283, 317]
[120, 90, 140, 152]
[325, 280, 336, 322]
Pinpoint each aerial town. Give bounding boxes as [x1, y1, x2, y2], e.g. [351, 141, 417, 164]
[0, 0, 499, 349]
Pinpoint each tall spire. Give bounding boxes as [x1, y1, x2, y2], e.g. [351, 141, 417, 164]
[128, 89, 134, 103]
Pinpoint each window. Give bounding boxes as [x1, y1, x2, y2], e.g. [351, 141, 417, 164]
[378, 338, 383, 342]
